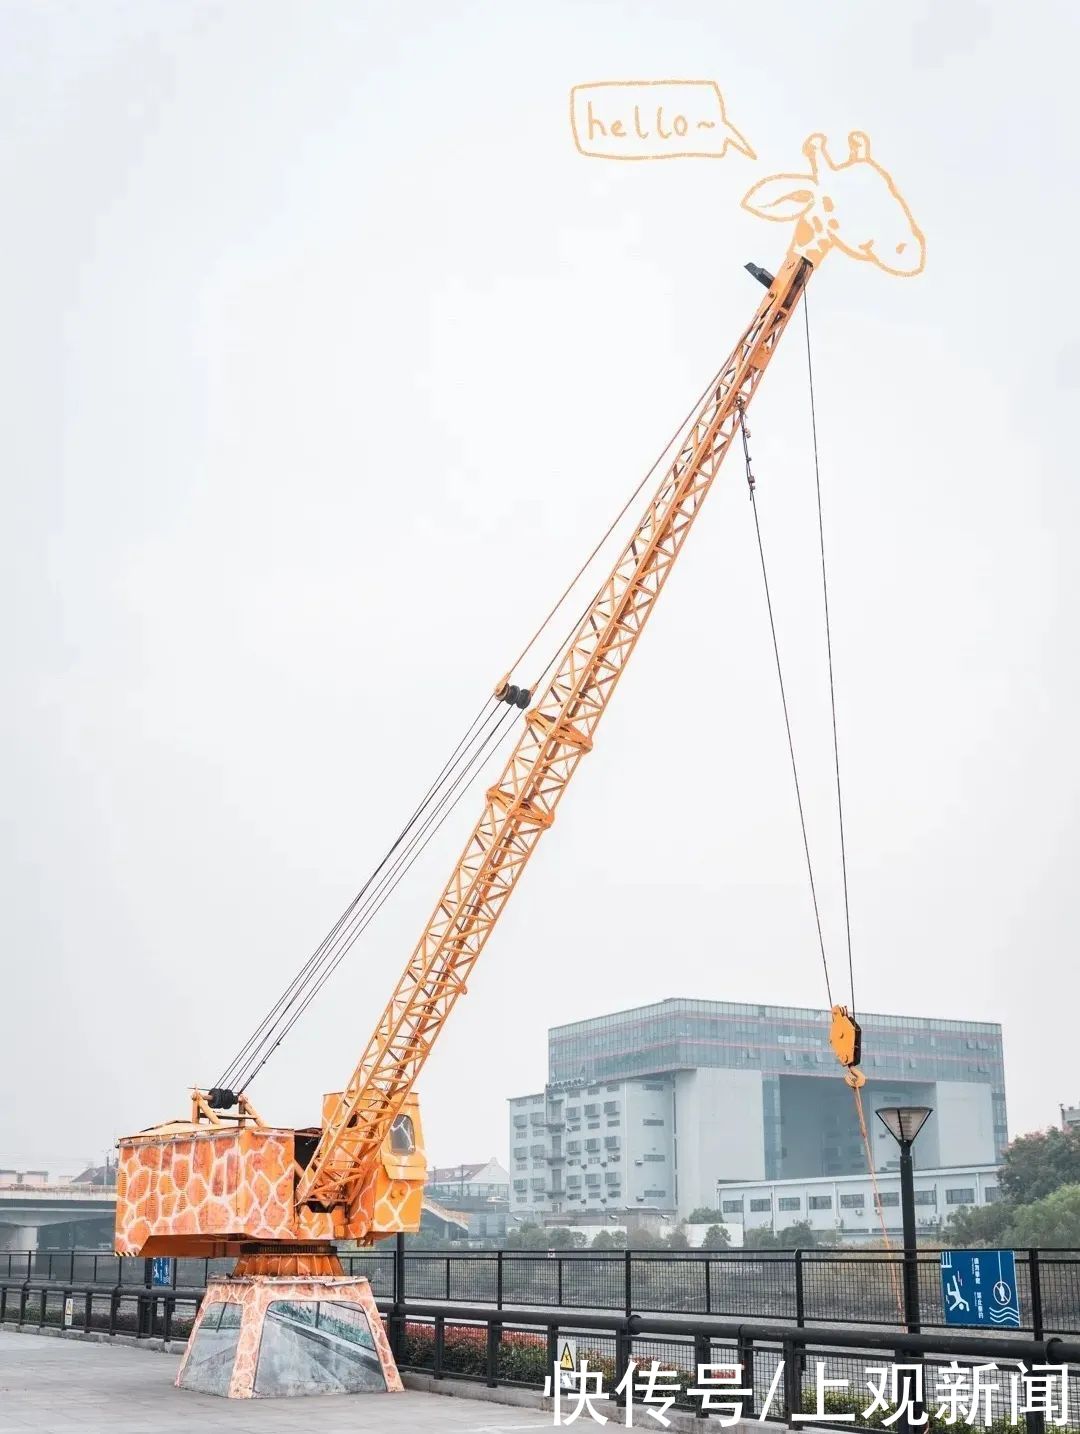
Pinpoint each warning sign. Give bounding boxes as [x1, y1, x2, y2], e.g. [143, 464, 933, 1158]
[63, 1297, 74, 1328]
[557, 1336, 578, 1391]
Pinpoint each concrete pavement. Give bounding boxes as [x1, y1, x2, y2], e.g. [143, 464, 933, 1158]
[0, 1331, 555, 1434]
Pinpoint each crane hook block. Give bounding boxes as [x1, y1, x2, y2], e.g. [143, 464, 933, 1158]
[829, 1004, 862, 1070]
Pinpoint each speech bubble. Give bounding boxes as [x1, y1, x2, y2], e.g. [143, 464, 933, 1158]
[570, 81, 755, 161]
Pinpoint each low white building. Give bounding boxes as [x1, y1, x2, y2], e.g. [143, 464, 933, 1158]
[1061, 1104, 1080, 1133]
[509, 1081, 677, 1222]
[715, 1164, 1001, 1243]
[425, 1158, 510, 1239]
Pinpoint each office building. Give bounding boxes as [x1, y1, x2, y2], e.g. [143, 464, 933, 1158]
[508, 998, 1006, 1223]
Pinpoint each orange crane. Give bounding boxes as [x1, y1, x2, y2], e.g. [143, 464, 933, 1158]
[115, 131, 923, 1281]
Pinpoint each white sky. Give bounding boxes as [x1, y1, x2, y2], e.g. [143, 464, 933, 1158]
[2, 0, 1078, 1178]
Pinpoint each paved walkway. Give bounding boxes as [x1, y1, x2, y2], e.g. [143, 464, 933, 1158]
[0, 1332, 554, 1433]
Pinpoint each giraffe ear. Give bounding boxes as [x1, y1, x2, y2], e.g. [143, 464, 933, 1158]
[741, 174, 817, 222]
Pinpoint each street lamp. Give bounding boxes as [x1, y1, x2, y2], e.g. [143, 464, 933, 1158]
[876, 1106, 932, 1333]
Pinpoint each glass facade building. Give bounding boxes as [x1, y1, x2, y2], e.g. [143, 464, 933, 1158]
[504, 999, 1009, 1214]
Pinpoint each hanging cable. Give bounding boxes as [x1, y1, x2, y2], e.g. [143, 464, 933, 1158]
[741, 401, 898, 1272]
[797, 304, 895, 1270]
[217, 695, 499, 1092]
[215, 696, 503, 1094]
[223, 703, 512, 1092]
[738, 404, 833, 1010]
[227, 701, 522, 1093]
[507, 359, 740, 680]
[214, 334, 781, 1101]
[852, 1082, 904, 1312]
[221, 533, 616, 1096]
[804, 299, 856, 1017]
[214, 360, 745, 1097]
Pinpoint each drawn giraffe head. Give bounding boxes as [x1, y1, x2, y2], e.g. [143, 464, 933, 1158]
[742, 132, 925, 276]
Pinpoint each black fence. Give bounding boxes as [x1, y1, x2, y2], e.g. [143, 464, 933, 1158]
[2, 1269, 1079, 1431]
[3, 1247, 1079, 1337]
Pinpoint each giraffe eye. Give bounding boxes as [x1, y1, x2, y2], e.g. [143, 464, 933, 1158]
[895, 242, 907, 255]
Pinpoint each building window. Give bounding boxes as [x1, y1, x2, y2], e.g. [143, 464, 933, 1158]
[913, 1190, 936, 1207]
[984, 1185, 999, 1203]
[643, 1153, 665, 1162]
[840, 1193, 865, 1210]
[722, 1199, 743, 1214]
[750, 1198, 771, 1212]
[605, 1172, 620, 1185]
[778, 1196, 801, 1212]
[874, 1191, 900, 1208]
[604, 1136, 620, 1149]
[946, 1188, 976, 1205]
[585, 1139, 601, 1152]
[808, 1195, 832, 1211]
[643, 1189, 667, 1198]
[604, 1101, 619, 1114]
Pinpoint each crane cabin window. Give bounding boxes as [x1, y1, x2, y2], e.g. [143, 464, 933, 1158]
[389, 1114, 415, 1155]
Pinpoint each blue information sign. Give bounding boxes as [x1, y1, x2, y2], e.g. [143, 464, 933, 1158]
[151, 1257, 173, 1288]
[939, 1249, 1020, 1327]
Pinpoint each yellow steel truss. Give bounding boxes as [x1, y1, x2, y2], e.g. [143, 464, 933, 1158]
[296, 253, 815, 1216]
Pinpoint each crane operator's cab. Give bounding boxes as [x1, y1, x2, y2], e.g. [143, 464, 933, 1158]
[114, 1091, 426, 1257]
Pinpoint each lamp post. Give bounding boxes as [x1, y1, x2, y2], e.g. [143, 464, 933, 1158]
[875, 1106, 932, 1334]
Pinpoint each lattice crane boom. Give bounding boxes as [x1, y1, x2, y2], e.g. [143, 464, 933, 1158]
[296, 252, 814, 1217]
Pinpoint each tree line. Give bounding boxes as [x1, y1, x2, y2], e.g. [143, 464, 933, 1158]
[944, 1125, 1080, 1247]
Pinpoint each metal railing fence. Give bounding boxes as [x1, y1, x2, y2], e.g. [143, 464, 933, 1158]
[8, 1246, 1075, 1336]
[2, 1272, 1078, 1431]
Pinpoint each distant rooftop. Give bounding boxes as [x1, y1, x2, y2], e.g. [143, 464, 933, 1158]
[551, 996, 1002, 1038]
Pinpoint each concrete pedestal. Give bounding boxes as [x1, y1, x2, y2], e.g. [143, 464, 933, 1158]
[175, 1274, 402, 1399]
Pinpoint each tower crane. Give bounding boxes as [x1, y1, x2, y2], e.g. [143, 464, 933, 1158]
[115, 131, 924, 1283]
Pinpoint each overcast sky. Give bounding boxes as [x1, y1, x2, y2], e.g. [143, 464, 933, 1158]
[2, 0, 1078, 1178]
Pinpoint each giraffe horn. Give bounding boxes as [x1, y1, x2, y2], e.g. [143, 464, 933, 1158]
[801, 132, 832, 179]
[848, 131, 872, 161]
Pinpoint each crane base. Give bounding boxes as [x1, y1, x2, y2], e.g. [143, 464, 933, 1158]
[176, 1273, 402, 1399]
